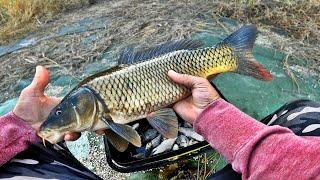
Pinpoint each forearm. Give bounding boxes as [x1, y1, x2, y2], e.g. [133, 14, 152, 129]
[194, 98, 320, 179]
[0, 112, 38, 166]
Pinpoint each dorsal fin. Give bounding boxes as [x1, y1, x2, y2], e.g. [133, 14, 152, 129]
[119, 39, 203, 64]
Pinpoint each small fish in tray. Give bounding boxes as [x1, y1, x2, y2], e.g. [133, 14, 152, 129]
[178, 127, 204, 142]
[131, 120, 205, 159]
[176, 134, 189, 148]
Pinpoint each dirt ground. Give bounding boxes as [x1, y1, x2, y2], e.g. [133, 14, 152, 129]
[0, 0, 319, 104]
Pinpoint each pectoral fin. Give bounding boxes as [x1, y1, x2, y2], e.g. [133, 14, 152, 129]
[105, 129, 129, 152]
[102, 117, 141, 147]
[147, 108, 178, 139]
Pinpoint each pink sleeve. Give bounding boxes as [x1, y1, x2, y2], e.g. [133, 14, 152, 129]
[0, 112, 39, 166]
[194, 98, 320, 179]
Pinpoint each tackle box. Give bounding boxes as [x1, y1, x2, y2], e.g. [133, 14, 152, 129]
[103, 83, 226, 172]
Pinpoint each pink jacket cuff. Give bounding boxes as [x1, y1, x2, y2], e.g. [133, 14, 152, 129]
[193, 98, 268, 162]
[0, 112, 39, 166]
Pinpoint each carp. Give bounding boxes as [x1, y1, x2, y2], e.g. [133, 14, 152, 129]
[38, 25, 273, 152]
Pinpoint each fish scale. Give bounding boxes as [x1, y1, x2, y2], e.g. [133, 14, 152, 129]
[86, 46, 235, 124]
[40, 25, 273, 148]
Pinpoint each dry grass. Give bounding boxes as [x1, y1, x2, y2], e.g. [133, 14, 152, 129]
[0, 0, 319, 43]
[218, 0, 320, 43]
[0, 0, 90, 44]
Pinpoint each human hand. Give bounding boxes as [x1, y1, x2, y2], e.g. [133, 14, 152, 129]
[13, 66, 80, 141]
[168, 70, 220, 124]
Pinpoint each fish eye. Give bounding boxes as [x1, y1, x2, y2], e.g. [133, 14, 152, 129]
[55, 109, 62, 116]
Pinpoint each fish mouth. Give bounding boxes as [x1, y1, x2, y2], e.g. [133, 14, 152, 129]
[37, 131, 65, 144]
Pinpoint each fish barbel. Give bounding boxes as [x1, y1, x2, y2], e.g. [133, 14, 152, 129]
[38, 25, 273, 152]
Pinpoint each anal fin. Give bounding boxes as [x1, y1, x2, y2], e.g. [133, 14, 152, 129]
[105, 129, 129, 152]
[102, 117, 141, 147]
[147, 108, 178, 139]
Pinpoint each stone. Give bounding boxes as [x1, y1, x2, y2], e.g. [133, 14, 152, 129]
[66, 132, 90, 160]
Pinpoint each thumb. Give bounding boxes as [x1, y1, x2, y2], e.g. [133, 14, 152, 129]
[45, 97, 62, 111]
[168, 70, 199, 88]
[30, 66, 50, 93]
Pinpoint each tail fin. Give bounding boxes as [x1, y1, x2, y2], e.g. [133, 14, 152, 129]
[221, 25, 273, 81]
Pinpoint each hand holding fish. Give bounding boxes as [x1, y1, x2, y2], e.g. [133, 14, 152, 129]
[168, 70, 220, 123]
[13, 66, 79, 141]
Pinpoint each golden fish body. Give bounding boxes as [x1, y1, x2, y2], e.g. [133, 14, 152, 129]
[87, 45, 235, 124]
[39, 25, 272, 151]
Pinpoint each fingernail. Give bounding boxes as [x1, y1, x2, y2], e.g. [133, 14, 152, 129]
[64, 134, 71, 140]
[36, 65, 43, 72]
[35, 66, 40, 75]
[168, 70, 177, 76]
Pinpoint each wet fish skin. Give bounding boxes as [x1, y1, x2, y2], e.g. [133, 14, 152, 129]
[179, 127, 204, 142]
[132, 123, 139, 130]
[38, 87, 103, 143]
[86, 26, 272, 126]
[152, 138, 177, 155]
[39, 25, 273, 149]
[177, 134, 189, 148]
[172, 144, 179, 151]
[150, 134, 162, 147]
[142, 129, 158, 142]
[188, 139, 198, 146]
[87, 45, 236, 125]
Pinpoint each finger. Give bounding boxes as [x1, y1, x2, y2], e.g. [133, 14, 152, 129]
[172, 98, 196, 123]
[30, 66, 50, 94]
[172, 99, 190, 114]
[168, 70, 200, 88]
[48, 97, 62, 105]
[41, 97, 62, 118]
[64, 133, 81, 141]
[95, 129, 105, 135]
